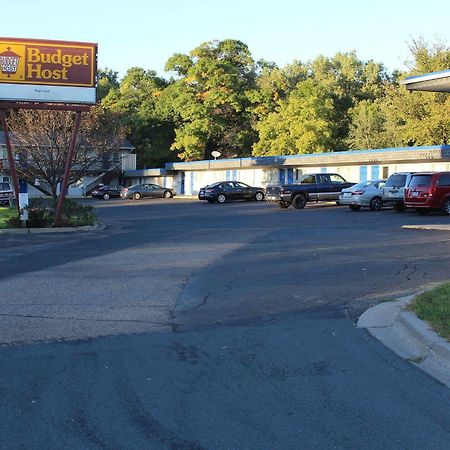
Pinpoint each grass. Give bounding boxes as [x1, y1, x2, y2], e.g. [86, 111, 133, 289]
[0, 207, 19, 229]
[411, 283, 450, 341]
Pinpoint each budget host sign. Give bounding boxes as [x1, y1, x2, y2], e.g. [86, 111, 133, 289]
[0, 37, 97, 104]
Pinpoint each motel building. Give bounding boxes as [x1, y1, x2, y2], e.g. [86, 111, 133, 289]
[123, 70, 450, 195]
[1, 70, 449, 197]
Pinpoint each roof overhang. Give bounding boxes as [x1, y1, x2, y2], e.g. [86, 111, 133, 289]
[401, 70, 450, 92]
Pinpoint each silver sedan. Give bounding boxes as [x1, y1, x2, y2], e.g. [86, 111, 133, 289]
[339, 179, 386, 211]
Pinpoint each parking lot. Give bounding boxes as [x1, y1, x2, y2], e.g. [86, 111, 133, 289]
[2, 198, 450, 342]
[1, 198, 450, 448]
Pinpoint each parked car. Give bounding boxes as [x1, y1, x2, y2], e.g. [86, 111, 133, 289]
[198, 181, 265, 203]
[91, 185, 122, 200]
[121, 183, 176, 200]
[339, 179, 386, 211]
[405, 172, 450, 215]
[0, 182, 13, 206]
[382, 172, 416, 211]
[266, 173, 354, 209]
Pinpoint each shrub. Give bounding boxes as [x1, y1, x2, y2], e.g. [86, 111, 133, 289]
[7, 198, 97, 228]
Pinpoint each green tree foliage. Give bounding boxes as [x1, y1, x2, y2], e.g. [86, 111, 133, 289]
[347, 38, 450, 149]
[102, 67, 177, 167]
[164, 40, 258, 161]
[347, 100, 390, 150]
[253, 52, 388, 156]
[253, 80, 337, 155]
[98, 37, 449, 167]
[96, 68, 119, 102]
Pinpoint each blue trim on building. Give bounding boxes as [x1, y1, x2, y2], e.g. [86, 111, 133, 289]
[371, 165, 380, 180]
[360, 166, 367, 182]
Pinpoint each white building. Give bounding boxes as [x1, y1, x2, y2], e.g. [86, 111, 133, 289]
[124, 145, 450, 196]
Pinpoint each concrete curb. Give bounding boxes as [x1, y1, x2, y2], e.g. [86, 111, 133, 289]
[0, 223, 104, 235]
[403, 224, 450, 231]
[358, 295, 450, 388]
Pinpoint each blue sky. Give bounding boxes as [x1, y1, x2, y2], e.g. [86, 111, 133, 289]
[2, 0, 449, 78]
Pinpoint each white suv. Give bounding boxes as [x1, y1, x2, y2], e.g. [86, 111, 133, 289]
[382, 172, 415, 211]
[0, 182, 13, 206]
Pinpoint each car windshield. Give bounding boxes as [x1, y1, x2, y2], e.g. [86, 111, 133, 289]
[206, 182, 222, 188]
[385, 174, 407, 187]
[409, 175, 432, 188]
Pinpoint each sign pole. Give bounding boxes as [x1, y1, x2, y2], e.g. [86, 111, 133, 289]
[53, 110, 82, 227]
[0, 109, 21, 217]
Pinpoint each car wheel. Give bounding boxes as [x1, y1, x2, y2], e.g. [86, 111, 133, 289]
[217, 194, 226, 203]
[349, 205, 361, 211]
[416, 208, 429, 215]
[394, 202, 406, 212]
[255, 191, 265, 201]
[369, 196, 382, 211]
[442, 199, 450, 215]
[163, 190, 173, 198]
[292, 194, 307, 209]
[133, 192, 141, 200]
[103, 193, 110, 200]
[278, 201, 291, 209]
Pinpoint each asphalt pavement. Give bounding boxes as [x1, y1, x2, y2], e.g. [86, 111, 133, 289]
[1, 199, 450, 449]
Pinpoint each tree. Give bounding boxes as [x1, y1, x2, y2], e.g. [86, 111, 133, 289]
[348, 38, 450, 149]
[252, 79, 337, 156]
[102, 67, 176, 168]
[346, 100, 390, 150]
[96, 68, 120, 102]
[7, 107, 125, 198]
[164, 39, 258, 161]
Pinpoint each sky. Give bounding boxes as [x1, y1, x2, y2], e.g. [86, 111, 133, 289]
[1, 0, 449, 79]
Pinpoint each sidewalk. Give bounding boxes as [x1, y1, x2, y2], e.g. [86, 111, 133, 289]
[358, 295, 450, 388]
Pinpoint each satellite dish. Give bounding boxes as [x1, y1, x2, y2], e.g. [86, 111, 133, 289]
[211, 151, 221, 160]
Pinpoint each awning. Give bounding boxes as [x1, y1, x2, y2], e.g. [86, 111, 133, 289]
[401, 70, 450, 93]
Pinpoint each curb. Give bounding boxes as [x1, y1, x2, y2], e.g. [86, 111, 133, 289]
[358, 295, 450, 388]
[403, 224, 450, 231]
[0, 223, 104, 235]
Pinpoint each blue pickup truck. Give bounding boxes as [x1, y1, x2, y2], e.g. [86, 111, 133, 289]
[266, 173, 355, 209]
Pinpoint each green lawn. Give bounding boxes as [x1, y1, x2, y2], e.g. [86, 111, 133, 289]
[0, 207, 19, 229]
[411, 283, 450, 341]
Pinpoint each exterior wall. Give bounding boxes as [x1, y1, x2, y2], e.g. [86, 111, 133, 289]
[165, 159, 450, 196]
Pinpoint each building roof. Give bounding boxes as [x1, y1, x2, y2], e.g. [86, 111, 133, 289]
[401, 70, 450, 92]
[164, 145, 450, 171]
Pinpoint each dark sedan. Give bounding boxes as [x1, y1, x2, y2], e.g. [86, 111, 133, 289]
[198, 181, 265, 203]
[91, 185, 122, 200]
[121, 183, 176, 200]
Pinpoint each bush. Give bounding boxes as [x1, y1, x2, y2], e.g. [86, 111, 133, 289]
[7, 198, 97, 228]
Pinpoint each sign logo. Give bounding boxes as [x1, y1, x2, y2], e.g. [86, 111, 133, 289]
[0, 44, 25, 81]
[0, 47, 21, 76]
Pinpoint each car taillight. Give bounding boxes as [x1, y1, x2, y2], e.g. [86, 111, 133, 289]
[352, 190, 365, 195]
[206, 189, 214, 193]
[124, 188, 128, 192]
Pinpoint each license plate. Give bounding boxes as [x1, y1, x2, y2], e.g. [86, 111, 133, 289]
[343, 192, 352, 197]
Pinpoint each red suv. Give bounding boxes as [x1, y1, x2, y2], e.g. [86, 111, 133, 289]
[405, 172, 450, 215]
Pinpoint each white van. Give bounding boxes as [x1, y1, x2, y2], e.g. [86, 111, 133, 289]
[382, 172, 415, 211]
